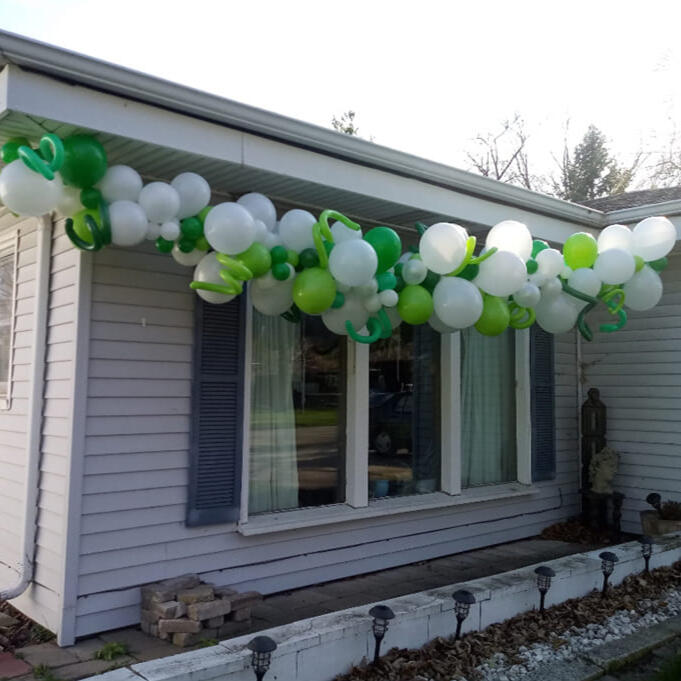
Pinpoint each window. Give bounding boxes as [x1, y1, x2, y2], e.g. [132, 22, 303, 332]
[249, 311, 346, 513]
[0, 236, 16, 408]
[368, 323, 440, 498]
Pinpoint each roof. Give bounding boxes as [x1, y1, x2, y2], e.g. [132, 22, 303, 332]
[580, 187, 681, 212]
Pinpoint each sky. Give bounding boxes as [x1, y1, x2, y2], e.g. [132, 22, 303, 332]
[1, 0, 680, 185]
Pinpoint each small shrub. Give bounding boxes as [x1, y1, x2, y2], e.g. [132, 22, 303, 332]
[94, 642, 129, 661]
[660, 501, 681, 521]
[33, 665, 59, 681]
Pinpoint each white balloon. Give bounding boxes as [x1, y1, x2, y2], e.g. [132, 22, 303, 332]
[204, 202, 256, 254]
[108, 200, 148, 246]
[632, 216, 677, 261]
[98, 165, 143, 203]
[378, 289, 398, 307]
[541, 277, 562, 300]
[138, 182, 180, 223]
[263, 231, 282, 249]
[474, 250, 527, 297]
[513, 282, 541, 308]
[419, 222, 468, 275]
[0, 160, 63, 216]
[55, 182, 81, 218]
[278, 209, 317, 251]
[160, 220, 180, 241]
[486, 220, 533, 261]
[433, 277, 483, 329]
[560, 265, 573, 279]
[251, 219, 268, 245]
[251, 276, 293, 315]
[145, 222, 162, 240]
[193, 252, 236, 305]
[322, 294, 369, 335]
[328, 239, 378, 287]
[255, 271, 279, 290]
[593, 248, 636, 285]
[535, 293, 578, 334]
[428, 311, 457, 334]
[172, 243, 205, 266]
[528, 271, 548, 287]
[598, 224, 633, 253]
[331, 220, 362, 244]
[536, 248, 564, 278]
[623, 265, 663, 311]
[364, 294, 382, 313]
[355, 279, 378, 297]
[384, 305, 402, 329]
[567, 267, 601, 310]
[172, 172, 211, 219]
[237, 192, 276, 231]
[335, 281, 352, 294]
[402, 258, 428, 285]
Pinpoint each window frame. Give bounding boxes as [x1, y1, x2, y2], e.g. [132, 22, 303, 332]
[238, 300, 535, 532]
[0, 230, 18, 411]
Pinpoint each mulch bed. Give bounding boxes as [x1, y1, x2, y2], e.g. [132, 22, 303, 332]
[335, 560, 681, 681]
[540, 518, 635, 546]
[0, 600, 54, 651]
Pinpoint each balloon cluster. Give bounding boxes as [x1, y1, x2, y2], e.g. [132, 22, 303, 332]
[0, 133, 676, 344]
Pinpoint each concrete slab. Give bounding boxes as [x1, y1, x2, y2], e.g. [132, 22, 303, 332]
[65, 638, 106, 662]
[57, 658, 135, 681]
[99, 629, 158, 654]
[0, 653, 33, 679]
[15, 643, 80, 668]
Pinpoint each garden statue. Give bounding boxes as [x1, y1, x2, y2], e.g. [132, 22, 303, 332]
[589, 446, 619, 495]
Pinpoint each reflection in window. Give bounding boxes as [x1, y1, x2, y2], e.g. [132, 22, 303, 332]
[0, 248, 14, 401]
[368, 323, 440, 498]
[461, 328, 516, 487]
[249, 311, 346, 513]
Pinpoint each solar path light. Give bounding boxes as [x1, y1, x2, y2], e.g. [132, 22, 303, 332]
[369, 604, 395, 663]
[640, 536, 653, 573]
[452, 589, 476, 640]
[599, 551, 618, 598]
[247, 635, 277, 681]
[534, 565, 556, 615]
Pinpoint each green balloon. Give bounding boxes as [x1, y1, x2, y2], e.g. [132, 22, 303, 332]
[363, 226, 402, 274]
[286, 249, 299, 267]
[332, 292, 345, 309]
[237, 242, 272, 278]
[156, 237, 174, 254]
[181, 217, 203, 240]
[397, 285, 433, 325]
[649, 256, 668, 272]
[394, 274, 406, 292]
[394, 263, 404, 278]
[197, 206, 212, 224]
[195, 236, 210, 251]
[71, 207, 101, 245]
[323, 240, 334, 255]
[1, 137, 30, 164]
[475, 295, 510, 336]
[292, 267, 336, 314]
[80, 187, 101, 210]
[526, 259, 538, 274]
[421, 270, 440, 294]
[376, 271, 397, 292]
[457, 263, 479, 281]
[563, 232, 598, 269]
[178, 237, 195, 253]
[531, 239, 550, 258]
[60, 135, 107, 188]
[270, 245, 288, 265]
[299, 248, 319, 269]
[272, 263, 291, 280]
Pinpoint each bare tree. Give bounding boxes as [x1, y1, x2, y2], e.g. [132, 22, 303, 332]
[332, 111, 360, 136]
[645, 119, 681, 188]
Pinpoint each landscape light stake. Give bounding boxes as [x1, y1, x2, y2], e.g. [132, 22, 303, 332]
[599, 551, 618, 598]
[247, 635, 277, 681]
[640, 536, 653, 573]
[534, 566, 555, 615]
[452, 589, 476, 640]
[369, 605, 395, 663]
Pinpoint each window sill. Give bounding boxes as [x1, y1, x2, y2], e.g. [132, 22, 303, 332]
[238, 483, 539, 536]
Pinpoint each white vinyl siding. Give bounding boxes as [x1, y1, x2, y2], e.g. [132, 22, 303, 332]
[581, 251, 681, 534]
[73, 242, 580, 640]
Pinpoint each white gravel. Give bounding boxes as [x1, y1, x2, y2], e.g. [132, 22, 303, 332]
[466, 587, 681, 681]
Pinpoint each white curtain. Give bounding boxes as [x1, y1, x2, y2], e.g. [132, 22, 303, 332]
[461, 328, 517, 487]
[248, 311, 299, 513]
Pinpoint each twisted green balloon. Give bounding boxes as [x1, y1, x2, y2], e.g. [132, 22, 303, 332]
[18, 134, 64, 181]
[345, 308, 392, 344]
[190, 253, 254, 296]
[65, 201, 111, 252]
[561, 280, 627, 341]
[509, 302, 536, 329]
[313, 210, 360, 268]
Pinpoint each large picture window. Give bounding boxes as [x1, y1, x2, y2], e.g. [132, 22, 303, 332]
[0, 239, 16, 407]
[249, 311, 346, 513]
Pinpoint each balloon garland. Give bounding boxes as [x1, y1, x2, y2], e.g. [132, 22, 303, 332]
[0, 133, 676, 344]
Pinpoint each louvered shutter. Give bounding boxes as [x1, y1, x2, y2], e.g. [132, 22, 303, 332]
[187, 296, 245, 526]
[530, 325, 556, 482]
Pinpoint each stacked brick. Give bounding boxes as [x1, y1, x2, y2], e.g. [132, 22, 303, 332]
[140, 574, 262, 647]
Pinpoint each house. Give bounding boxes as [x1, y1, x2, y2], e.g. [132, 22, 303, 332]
[0, 30, 678, 647]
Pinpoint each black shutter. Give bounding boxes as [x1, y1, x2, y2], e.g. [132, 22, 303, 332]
[187, 296, 245, 526]
[530, 325, 556, 482]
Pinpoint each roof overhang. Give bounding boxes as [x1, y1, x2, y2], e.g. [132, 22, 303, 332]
[0, 29, 639, 244]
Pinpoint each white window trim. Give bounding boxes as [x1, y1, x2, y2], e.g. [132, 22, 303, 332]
[238, 312, 534, 535]
[0, 230, 18, 411]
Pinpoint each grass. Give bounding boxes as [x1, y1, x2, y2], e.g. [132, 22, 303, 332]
[194, 638, 218, 648]
[94, 641, 129, 661]
[33, 665, 60, 681]
[654, 652, 681, 681]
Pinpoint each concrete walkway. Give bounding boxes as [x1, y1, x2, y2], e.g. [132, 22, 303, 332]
[7, 538, 593, 680]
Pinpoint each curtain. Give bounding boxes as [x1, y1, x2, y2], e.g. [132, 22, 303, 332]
[248, 311, 299, 513]
[461, 328, 516, 487]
